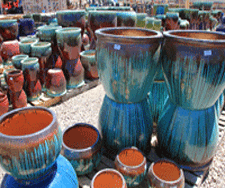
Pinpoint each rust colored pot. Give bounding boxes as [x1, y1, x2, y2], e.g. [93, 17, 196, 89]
[0, 92, 9, 116]
[7, 70, 24, 93]
[46, 68, 67, 97]
[0, 40, 20, 62]
[10, 90, 27, 109]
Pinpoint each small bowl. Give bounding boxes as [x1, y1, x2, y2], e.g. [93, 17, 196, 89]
[147, 159, 185, 188]
[114, 146, 147, 187]
[61, 123, 102, 175]
[91, 168, 127, 188]
[11, 54, 29, 69]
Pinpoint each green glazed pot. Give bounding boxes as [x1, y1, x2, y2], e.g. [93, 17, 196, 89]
[136, 13, 147, 28]
[153, 19, 162, 31]
[145, 17, 155, 30]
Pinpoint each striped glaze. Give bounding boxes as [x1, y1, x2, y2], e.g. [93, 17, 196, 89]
[99, 95, 153, 153]
[0, 107, 62, 185]
[157, 99, 219, 171]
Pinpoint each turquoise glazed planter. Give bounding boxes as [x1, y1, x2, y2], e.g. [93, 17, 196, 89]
[136, 13, 147, 28]
[11, 54, 29, 69]
[117, 11, 136, 27]
[0, 19, 18, 41]
[56, 27, 85, 89]
[0, 107, 62, 185]
[158, 30, 225, 171]
[19, 38, 39, 55]
[61, 123, 102, 175]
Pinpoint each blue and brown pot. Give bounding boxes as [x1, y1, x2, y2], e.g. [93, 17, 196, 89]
[157, 30, 225, 171]
[0, 107, 62, 185]
[56, 27, 85, 89]
[117, 11, 136, 27]
[0, 19, 18, 41]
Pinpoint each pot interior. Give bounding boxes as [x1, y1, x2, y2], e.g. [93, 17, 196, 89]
[102, 29, 158, 37]
[119, 148, 144, 166]
[63, 124, 98, 149]
[0, 109, 53, 136]
[153, 160, 180, 182]
[8, 70, 21, 76]
[170, 32, 225, 40]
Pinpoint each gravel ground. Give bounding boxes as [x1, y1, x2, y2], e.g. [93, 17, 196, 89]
[0, 84, 225, 187]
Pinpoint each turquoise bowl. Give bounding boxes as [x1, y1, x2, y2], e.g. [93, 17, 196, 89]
[11, 54, 29, 69]
[117, 11, 137, 27]
[31, 42, 52, 58]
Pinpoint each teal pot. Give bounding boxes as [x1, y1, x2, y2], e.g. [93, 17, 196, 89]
[12, 54, 29, 69]
[0, 19, 18, 41]
[165, 12, 180, 30]
[88, 11, 117, 49]
[0, 107, 62, 185]
[61, 123, 102, 175]
[1, 155, 79, 188]
[117, 11, 136, 27]
[215, 94, 224, 118]
[153, 19, 162, 31]
[21, 57, 42, 102]
[31, 42, 52, 91]
[80, 50, 98, 79]
[145, 17, 154, 29]
[99, 95, 153, 153]
[136, 13, 147, 28]
[19, 38, 39, 56]
[95, 27, 163, 103]
[56, 27, 85, 89]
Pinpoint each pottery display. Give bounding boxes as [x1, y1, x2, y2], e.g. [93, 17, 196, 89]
[80, 50, 98, 79]
[114, 147, 147, 187]
[21, 57, 42, 102]
[31, 42, 52, 91]
[117, 11, 137, 27]
[19, 38, 39, 56]
[1, 40, 20, 63]
[11, 54, 29, 69]
[61, 123, 102, 175]
[157, 30, 225, 171]
[0, 92, 9, 116]
[148, 159, 185, 188]
[56, 27, 85, 89]
[91, 168, 127, 188]
[0, 107, 62, 185]
[46, 68, 67, 97]
[96, 27, 162, 153]
[0, 19, 18, 41]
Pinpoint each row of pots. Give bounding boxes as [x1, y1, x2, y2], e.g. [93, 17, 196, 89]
[0, 106, 185, 187]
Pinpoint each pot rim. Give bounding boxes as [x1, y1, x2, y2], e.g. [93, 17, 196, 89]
[91, 168, 126, 188]
[80, 50, 95, 57]
[21, 57, 39, 66]
[148, 158, 184, 184]
[7, 69, 22, 77]
[56, 9, 86, 14]
[163, 30, 225, 44]
[95, 27, 163, 42]
[0, 93, 7, 102]
[116, 146, 146, 169]
[0, 106, 57, 139]
[12, 54, 29, 60]
[55, 27, 81, 35]
[31, 41, 51, 48]
[37, 25, 62, 32]
[19, 38, 39, 44]
[62, 123, 101, 152]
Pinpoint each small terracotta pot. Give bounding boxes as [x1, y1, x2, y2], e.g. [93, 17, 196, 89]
[11, 54, 29, 69]
[10, 90, 27, 109]
[46, 68, 67, 97]
[7, 70, 24, 93]
[61, 123, 102, 175]
[1, 40, 20, 62]
[148, 159, 185, 188]
[91, 168, 127, 188]
[0, 92, 9, 116]
[115, 147, 147, 187]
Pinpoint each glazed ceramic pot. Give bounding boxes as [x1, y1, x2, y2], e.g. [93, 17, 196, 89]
[18, 18, 35, 37]
[88, 11, 117, 49]
[198, 11, 210, 30]
[80, 50, 98, 79]
[114, 147, 147, 187]
[189, 9, 199, 30]
[117, 11, 136, 27]
[0, 19, 18, 41]
[148, 159, 185, 188]
[153, 19, 162, 31]
[0, 92, 9, 116]
[157, 30, 225, 171]
[11, 54, 29, 69]
[216, 16, 225, 33]
[36, 25, 63, 69]
[56, 27, 85, 89]
[1, 40, 20, 62]
[145, 17, 155, 29]
[31, 42, 52, 91]
[1, 155, 79, 188]
[0, 107, 62, 185]
[21, 57, 42, 101]
[61, 123, 102, 175]
[96, 27, 162, 153]
[46, 68, 67, 97]
[19, 38, 39, 56]
[136, 13, 147, 27]
[153, 4, 169, 15]
[91, 168, 127, 188]
[165, 12, 180, 31]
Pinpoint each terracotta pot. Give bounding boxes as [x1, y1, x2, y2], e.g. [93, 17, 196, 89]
[148, 159, 185, 188]
[10, 90, 27, 109]
[11, 54, 29, 69]
[91, 168, 127, 188]
[1, 40, 20, 62]
[46, 68, 67, 97]
[7, 70, 24, 93]
[0, 19, 18, 41]
[80, 50, 98, 79]
[115, 147, 147, 187]
[61, 123, 102, 175]
[0, 92, 9, 116]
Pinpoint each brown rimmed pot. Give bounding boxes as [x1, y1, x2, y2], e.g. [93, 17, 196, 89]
[91, 168, 127, 188]
[147, 159, 185, 188]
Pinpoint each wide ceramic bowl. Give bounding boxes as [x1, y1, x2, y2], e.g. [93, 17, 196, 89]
[61, 123, 102, 175]
[0, 107, 62, 185]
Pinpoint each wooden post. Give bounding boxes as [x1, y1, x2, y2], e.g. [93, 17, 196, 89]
[185, 0, 189, 9]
